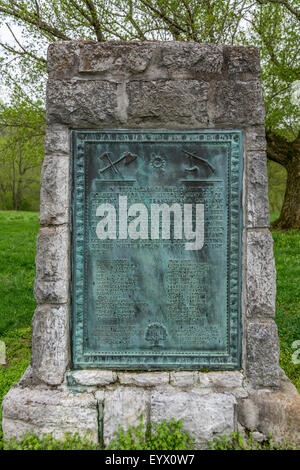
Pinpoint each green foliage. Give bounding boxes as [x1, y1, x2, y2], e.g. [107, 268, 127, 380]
[268, 160, 287, 214]
[107, 416, 195, 450]
[4, 432, 98, 450]
[246, 3, 300, 138]
[0, 101, 45, 211]
[209, 431, 298, 450]
[0, 0, 299, 140]
[0, 417, 194, 450]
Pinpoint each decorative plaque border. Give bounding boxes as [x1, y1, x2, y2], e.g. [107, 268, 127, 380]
[71, 130, 243, 370]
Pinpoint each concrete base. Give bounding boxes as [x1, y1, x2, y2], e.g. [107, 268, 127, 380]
[2, 368, 300, 449]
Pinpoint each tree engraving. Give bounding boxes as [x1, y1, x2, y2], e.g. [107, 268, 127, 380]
[145, 323, 167, 348]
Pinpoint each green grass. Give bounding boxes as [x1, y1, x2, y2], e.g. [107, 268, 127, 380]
[272, 229, 300, 391]
[0, 211, 39, 444]
[0, 211, 39, 335]
[0, 210, 299, 448]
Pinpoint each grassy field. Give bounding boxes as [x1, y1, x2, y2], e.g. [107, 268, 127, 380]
[0, 210, 299, 444]
[0, 211, 39, 443]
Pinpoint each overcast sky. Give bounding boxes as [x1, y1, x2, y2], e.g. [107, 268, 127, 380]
[0, 21, 22, 46]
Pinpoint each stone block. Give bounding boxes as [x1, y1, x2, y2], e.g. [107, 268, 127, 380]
[198, 371, 244, 389]
[127, 80, 209, 126]
[46, 79, 118, 127]
[47, 41, 80, 79]
[44, 124, 70, 155]
[34, 225, 69, 304]
[237, 380, 300, 446]
[245, 127, 267, 152]
[118, 372, 169, 387]
[246, 230, 276, 317]
[103, 388, 150, 446]
[31, 304, 69, 385]
[151, 390, 237, 449]
[160, 42, 224, 76]
[247, 152, 270, 227]
[225, 46, 260, 78]
[71, 370, 117, 386]
[2, 385, 98, 443]
[246, 320, 280, 388]
[170, 371, 198, 387]
[39, 155, 70, 226]
[79, 41, 154, 76]
[213, 80, 265, 125]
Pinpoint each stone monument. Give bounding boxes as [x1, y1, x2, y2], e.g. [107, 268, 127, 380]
[2, 41, 300, 449]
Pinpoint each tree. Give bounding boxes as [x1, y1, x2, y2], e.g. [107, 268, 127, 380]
[266, 131, 300, 228]
[245, 2, 300, 228]
[0, 100, 45, 210]
[0, 1, 299, 225]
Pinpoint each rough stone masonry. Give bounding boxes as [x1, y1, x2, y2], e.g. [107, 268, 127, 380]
[2, 41, 300, 449]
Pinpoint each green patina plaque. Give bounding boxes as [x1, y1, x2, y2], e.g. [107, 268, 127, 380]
[71, 130, 243, 370]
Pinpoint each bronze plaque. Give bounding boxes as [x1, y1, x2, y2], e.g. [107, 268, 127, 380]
[71, 130, 243, 369]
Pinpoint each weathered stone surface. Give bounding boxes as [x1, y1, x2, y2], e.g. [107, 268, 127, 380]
[103, 388, 150, 446]
[31, 304, 69, 385]
[47, 41, 80, 80]
[246, 230, 276, 317]
[49, 42, 260, 82]
[238, 379, 300, 445]
[49, 41, 225, 81]
[39, 155, 69, 226]
[44, 124, 70, 155]
[213, 80, 265, 125]
[46, 79, 118, 127]
[127, 80, 209, 126]
[151, 390, 237, 449]
[198, 371, 244, 390]
[34, 225, 69, 304]
[79, 41, 154, 75]
[160, 42, 224, 75]
[78, 42, 225, 79]
[2, 386, 98, 443]
[245, 127, 267, 151]
[118, 372, 169, 387]
[18, 366, 43, 388]
[170, 371, 198, 387]
[71, 370, 117, 386]
[246, 320, 280, 388]
[225, 46, 260, 78]
[247, 152, 270, 227]
[95, 390, 105, 401]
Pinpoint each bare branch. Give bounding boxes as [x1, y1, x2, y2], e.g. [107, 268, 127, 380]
[0, 4, 72, 40]
[138, 0, 188, 39]
[127, 0, 147, 40]
[84, 0, 105, 41]
[5, 23, 47, 65]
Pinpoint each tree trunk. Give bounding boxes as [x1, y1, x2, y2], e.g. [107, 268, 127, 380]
[266, 131, 300, 230]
